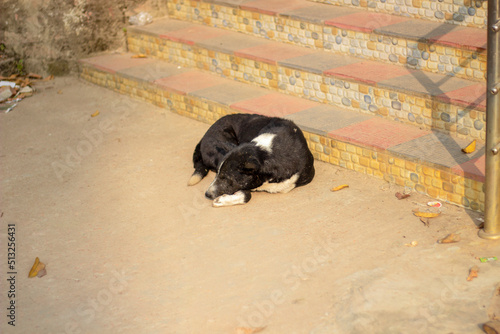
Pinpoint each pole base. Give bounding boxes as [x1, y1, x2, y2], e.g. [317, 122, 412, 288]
[478, 229, 500, 240]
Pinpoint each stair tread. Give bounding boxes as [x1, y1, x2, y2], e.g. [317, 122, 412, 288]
[308, 0, 487, 29]
[167, 0, 487, 81]
[129, 17, 486, 110]
[189, 0, 487, 50]
[79, 52, 485, 182]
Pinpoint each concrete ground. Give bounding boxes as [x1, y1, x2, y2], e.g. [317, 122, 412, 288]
[1, 76, 499, 334]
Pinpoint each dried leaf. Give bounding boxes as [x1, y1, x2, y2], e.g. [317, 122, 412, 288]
[235, 327, 266, 334]
[413, 209, 440, 218]
[482, 320, 500, 334]
[43, 75, 54, 81]
[28, 257, 46, 278]
[467, 265, 479, 281]
[420, 217, 430, 227]
[331, 184, 349, 192]
[462, 139, 476, 154]
[395, 192, 410, 200]
[131, 54, 148, 58]
[438, 233, 461, 244]
[91, 111, 100, 117]
[27, 73, 43, 80]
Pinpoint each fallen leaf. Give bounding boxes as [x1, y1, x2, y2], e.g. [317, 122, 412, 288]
[235, 327, 266, 334]
[467, 265, 479, 281]
[437, 233, 461, 244]
[131, 54, 148, 58]
[331, 184, 349, 192]
[91, 111, 100, 117]
[420, 217, 430, 227]
[462, 139, 476, 154]
[395, 192, 410, 200]
[482, 320, 500, 334]
[28, 257, 46, 278]
[43, 75, 54, 81]
[413, 209, 440, 218]
[57, 90, 63, 94]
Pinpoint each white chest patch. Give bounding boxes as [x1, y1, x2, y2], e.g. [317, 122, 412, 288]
[251, 133, 276, 153]
[255, 173, 299, 194]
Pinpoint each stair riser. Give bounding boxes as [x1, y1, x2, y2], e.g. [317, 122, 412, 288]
[310, 0, 488, 29]
[79, 64, 485, 212]
[167, 0, 486, 81]
[128, 31, 486, 142]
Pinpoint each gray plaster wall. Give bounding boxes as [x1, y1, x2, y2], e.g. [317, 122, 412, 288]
[0, 0, 167, 76]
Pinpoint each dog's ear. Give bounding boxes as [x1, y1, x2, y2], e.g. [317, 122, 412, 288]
[242, 158, 260, 173]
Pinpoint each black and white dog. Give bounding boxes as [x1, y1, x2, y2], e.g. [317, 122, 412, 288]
[188, 114, 315, 207]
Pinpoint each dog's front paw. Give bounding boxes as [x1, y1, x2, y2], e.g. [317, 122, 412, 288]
[212, 191, 249, 207]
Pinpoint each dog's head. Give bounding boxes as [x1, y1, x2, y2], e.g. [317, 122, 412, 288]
[205, 145, 264, 200]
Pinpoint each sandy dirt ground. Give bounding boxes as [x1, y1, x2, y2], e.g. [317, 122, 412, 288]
[1, 76, 500, 334]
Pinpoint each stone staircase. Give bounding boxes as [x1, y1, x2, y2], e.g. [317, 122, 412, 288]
[79, 0, 487, 211]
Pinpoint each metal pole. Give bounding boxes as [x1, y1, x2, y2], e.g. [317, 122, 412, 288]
[479, 0, 500, 240]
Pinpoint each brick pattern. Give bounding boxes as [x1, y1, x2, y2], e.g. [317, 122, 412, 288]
[80, 64, 233, 124]
[126, 27, 486, 143]
[305, 132, 485, 211]
[310, 0, 488, 29]
[78, 55, 486, 212]
[166, 0, 487, 81]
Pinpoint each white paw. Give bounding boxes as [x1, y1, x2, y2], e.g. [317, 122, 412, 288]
[213, 191, 247, 207]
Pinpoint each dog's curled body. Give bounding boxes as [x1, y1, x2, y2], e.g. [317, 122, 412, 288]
[188, 114, 315, 207]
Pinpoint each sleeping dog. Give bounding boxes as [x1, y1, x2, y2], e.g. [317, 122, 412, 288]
[188, 114, 315, 207]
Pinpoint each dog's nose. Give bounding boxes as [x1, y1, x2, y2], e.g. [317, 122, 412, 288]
[205, 191, 215, 200]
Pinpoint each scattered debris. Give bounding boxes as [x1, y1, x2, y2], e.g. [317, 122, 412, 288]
[235, 327, 266, 334]
[91, 111, 100, 117]
[420, 217, 430, 227]
[479, 257, 498, 263]
[466, 265, 479, 281]
[427, 201, 442, 208]
[413, 209, 441, 218]
[0, 86, 15, 102]
[462, 139, 476, 154]
[331, 184, 349, 192]
[437, 233, 461, 244]
[405, 240, 418, 247]
[132, 54, 148, 58]
[395, 192, 410, 200]
[28, 257, 47, 278]
[0, 73, 52, 113]
[19, 85, 34, 96]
